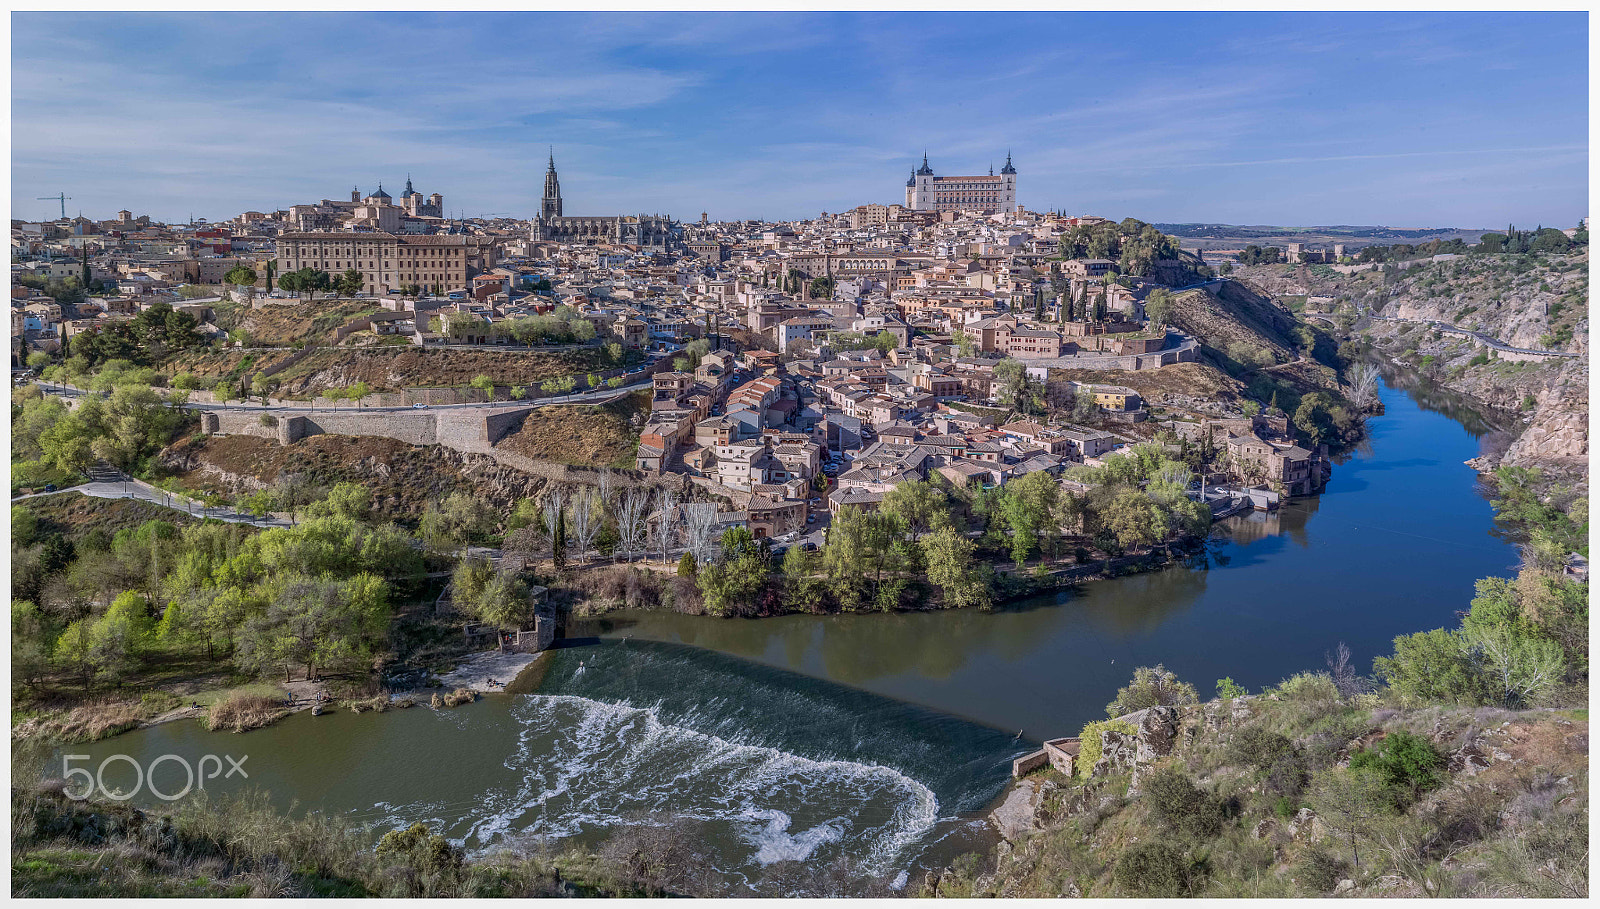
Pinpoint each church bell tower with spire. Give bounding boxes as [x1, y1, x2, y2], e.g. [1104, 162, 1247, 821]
[541, 150, 563, 219]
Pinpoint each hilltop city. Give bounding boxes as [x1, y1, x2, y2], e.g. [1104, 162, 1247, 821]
[12, 152, 1347, 553]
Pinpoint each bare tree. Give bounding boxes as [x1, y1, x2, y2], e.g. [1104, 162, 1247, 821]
[541, 486, 566, 561]
[1346, 361, 1380, 409]
[1325, 641, 1371, 698]
[654, 487, 678, 564]
[615, 486, 650, 562]
[681, 503, 721, 564]
[596, 468, 615, 508]
[568, 486, 601, 565]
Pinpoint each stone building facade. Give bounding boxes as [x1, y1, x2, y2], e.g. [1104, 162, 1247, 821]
[529, 153, 681, 252]
[905, 153, 1018, 213]
[275, 231, 498, 295]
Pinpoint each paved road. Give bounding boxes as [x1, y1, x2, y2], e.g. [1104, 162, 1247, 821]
[13, 473, 295, 528]
[32, 379, 653, 413]
[1369, 315, 1578, 358]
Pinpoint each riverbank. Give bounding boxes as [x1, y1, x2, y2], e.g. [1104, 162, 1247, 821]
[11, 648, 544, 747]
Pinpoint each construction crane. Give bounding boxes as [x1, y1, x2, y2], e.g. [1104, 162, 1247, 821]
[37, 192, 71, 219]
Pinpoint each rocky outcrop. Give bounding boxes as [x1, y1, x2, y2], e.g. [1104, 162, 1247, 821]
[989, 778, 1059, 842]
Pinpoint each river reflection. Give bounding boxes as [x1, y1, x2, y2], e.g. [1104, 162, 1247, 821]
[585, 377, 1519, 736]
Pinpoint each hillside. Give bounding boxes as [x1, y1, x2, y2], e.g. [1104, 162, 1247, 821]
[496, 391, 648, 469]
[932, 696, 1587, 898]
[210, 299, 383, 346]
[262, 346, 610, 397]
[1233, 250, 1589, 481]
[157, 434, 554, 523]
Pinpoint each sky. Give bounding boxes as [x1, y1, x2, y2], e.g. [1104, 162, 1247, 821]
[9, 12, 1589, 228]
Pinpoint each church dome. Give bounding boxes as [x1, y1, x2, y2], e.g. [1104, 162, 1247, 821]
[370, 184, 391, 200]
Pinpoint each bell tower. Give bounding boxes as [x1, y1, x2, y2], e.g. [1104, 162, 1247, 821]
[541, 149, 563, 219]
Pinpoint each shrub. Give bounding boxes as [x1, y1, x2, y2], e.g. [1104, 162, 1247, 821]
[677, 551, 697, 578]
[1264, 749, 1311, 801]
[1226, 724, 1293, 770]
[1076, 719, 1137, 779]
[1273, 671, 1340, 706]
[1112, 841, 1195, 897]
[1142, 766, 1227, 840]
[1347, 731, 1444, 802]
[1106, 663, 1199, 717]
[207, 693, 289, 733]
[1294, 848, 1347, 894]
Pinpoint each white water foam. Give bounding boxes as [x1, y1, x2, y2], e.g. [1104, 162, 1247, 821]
[740, 808, 846, 865]
[448, 693, 942, 876]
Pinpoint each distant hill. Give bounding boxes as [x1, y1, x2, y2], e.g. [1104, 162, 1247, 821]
[1156, 223, 1492, 250]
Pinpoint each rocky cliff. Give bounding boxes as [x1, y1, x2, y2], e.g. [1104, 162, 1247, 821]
[939, 695, 1588, 899]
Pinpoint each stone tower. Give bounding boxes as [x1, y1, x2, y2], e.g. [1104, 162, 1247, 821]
[541, 150, 563, 219]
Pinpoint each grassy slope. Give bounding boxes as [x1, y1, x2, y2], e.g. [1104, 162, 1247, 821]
[930, 698, 1588, 899]
[495, 390, 648, 469]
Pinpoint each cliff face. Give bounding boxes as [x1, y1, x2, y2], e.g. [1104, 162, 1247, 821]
[936, 697, 1588, 899]
[1236, 252, 1588, 483]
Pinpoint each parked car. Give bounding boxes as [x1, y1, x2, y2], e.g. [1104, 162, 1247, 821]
[807, 514, 816, 523]
[43, 484, 56, 492]
[412, 403, 427, 408]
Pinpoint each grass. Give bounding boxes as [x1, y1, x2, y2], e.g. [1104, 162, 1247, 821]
[9, 784, 707, 897]
[205, 693, 291, 733]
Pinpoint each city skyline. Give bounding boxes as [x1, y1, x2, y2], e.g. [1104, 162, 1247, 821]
[11, 11, 1588, 228]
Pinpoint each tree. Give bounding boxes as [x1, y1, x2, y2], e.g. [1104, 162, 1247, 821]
[241, 489, 275, 519]
[1105, 663, 1198, 717]
[306, 482, 372, 522]
[54, 619, 98, 689]
[998, 471, 1059, 565]
[993, 357, 1028, 410]
[469, 374, 495, 400]
[421, 492, 490, 558]
[336, 268, 365, 297]
[921, 527, 990, 609]
[780, 544, 827, 611]
[224, 265, 258, 287]
[1143, 288, 1175, 327]
[614, 487, 651, 561]
[567, 486, 602, 565]
[542, 488, 567, 566]
[1103, 488, 1163, 551]
[1463, 621, 1565, 708]
[681, 503, 721, 565]
[880, 480, 953, 539]
[697, 528, 768, 617]
[1307, 767, 1397, 875]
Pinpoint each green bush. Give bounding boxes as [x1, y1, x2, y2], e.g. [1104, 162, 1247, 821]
[1347, 731, 1444, 802]
[1141, 766, 1226, 840]
[1273, 671, 1340, 706]
[1075, 719, 1137, 779]
[1113, 841, 1196, 897]
[1294, 848, 1347, 894]
[1226, 724, 1293, 771]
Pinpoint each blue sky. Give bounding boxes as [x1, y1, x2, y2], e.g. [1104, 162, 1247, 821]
[10, 12, 1588, 228]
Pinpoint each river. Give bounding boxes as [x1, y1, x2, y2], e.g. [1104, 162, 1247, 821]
[49, 376, 1520, 888]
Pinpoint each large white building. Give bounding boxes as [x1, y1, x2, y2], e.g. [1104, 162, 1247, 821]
[904, 153, 1017, 214]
